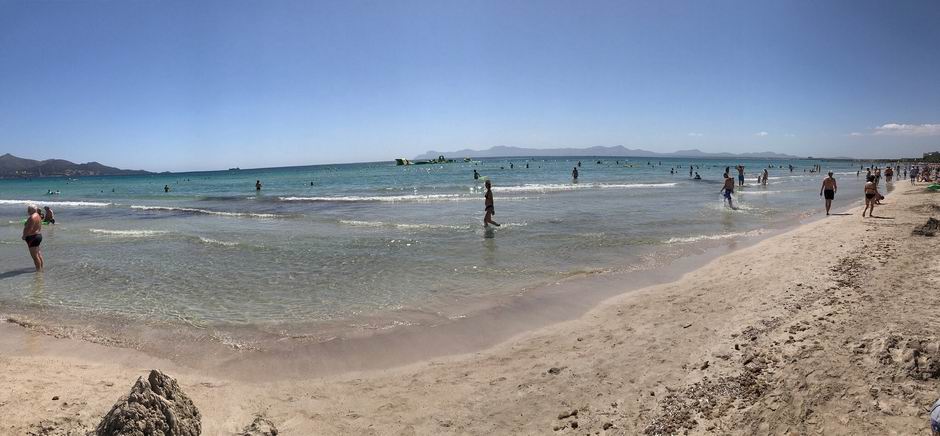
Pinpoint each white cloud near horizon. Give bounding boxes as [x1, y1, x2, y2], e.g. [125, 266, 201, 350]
[755, 131, 769, 137]
[872, 123, 940, 136]
[848, 132, 863, 136]
[687, 132, 703, 137]
[784, 133, 796, 137]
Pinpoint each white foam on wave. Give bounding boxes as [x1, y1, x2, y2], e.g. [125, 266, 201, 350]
[198, 237, 239, 247]
[89, 229, 168, 237]
[0, 199, 112, 207]
[280, 194, 463, 202]
[339, 219, 472, 231]
[664, 230, 763, 244]
[736, 190, 782, 195]
[131, 205, 279, 219]
[493, 182, 677, 193]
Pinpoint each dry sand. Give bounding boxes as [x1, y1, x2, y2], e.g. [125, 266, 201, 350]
[2, 182, 939, 435]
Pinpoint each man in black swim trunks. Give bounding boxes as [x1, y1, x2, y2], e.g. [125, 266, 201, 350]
[820, 171, 837, 215]
[22, 205, 44, 271]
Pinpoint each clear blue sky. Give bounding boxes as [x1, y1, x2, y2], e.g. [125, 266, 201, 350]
[1, 0, 938, 171]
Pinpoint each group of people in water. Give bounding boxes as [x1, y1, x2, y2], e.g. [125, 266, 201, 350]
[479, 160, 929, 225]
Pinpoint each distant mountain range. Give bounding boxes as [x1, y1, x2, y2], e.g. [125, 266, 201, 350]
[0, 153, 149, 178]
[415, 146, 823, 160]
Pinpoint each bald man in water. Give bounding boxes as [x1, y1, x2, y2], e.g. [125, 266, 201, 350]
[22, 205, 44, 271]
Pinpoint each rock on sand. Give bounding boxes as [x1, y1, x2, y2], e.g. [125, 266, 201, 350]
[95, 370, 201, 436]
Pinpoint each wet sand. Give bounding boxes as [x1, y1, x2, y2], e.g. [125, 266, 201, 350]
[3, 182, 939, 434]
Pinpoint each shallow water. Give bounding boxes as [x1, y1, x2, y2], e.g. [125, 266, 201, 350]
[0, 157, 872, 331]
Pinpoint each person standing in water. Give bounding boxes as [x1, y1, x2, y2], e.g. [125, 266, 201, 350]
[255, 180, 262, 191]
[820, 171, 837, 215]
[736, 165, 745, 186]
[721, 173, 735, 208]
[22, 205, 44, 271]
[483, 180, 500, 227]
[42, 206, 55, 224]
[473, 169, 480, 180]
[164, 184, 170, 193]
[572, 167, 579, 180]
[761, 168, 769, 186]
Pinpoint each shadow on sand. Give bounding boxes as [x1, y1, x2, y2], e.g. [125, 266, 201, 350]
[0, 268, 36, 279]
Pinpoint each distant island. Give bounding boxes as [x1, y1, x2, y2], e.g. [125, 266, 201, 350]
[415, 146, 851, 161]
[0, 153, 150, 179]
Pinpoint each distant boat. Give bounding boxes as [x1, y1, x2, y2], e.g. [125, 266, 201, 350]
[395, 158, 412, 166]
[229, 167, 240, 171]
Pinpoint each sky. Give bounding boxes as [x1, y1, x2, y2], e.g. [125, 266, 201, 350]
[1, 0, 939, 172]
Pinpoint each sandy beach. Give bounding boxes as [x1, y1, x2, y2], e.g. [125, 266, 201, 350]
[2, 181, 939, 435]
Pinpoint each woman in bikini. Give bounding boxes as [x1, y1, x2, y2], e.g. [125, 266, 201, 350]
[862, 175, 880, 218]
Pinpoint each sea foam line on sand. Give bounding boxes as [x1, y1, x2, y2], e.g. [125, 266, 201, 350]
[664, 229, 763, 244]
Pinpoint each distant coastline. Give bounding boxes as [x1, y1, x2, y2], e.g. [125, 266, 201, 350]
[414, 145, 856, 161]
[0, 153, 149, 179]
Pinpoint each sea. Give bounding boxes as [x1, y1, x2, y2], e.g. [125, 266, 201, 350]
[0, 157, 877, 341]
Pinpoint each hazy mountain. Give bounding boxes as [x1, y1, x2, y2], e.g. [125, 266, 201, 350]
[0, 153, 150, 178]
[414, 146, 806, 160]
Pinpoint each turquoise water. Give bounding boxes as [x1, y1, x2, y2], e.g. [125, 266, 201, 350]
[0, 157, 870, 329]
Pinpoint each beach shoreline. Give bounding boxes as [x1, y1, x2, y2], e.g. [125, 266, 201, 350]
[0, 194, 844, 381]
[2, 181, 938, 434]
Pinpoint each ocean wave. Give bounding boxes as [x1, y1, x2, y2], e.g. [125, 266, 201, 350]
[198, 237, 239, 247]
[279, 194, 464, 202]
[89, 229, 168, 237]
[736, 190, 781, 195]
[130, 205, 280, 219]
[664, 230, 763, 244]
[493, 183, 677, 193]
[339, 220, 472, 231]
[0, 199, 112, 207]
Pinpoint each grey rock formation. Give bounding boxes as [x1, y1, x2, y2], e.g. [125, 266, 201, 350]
[95, 370, 201, 436]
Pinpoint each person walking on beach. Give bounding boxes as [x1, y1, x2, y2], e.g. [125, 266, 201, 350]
[483, 180, 500, 227]
[820, 172, 837, 215]
[255, 180, 262, 191]
[689, 165, 693, 177]
[862, 175, 880, 218]
[22, 205, 44, 271]
[572, 167, 579, 180]
[721, 173, 735, 208]
[737, 165, 745, 186]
